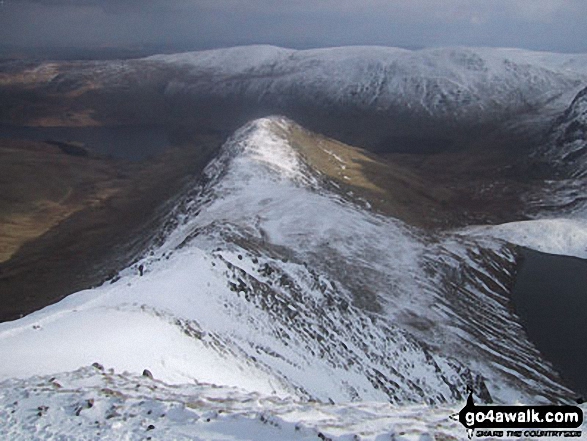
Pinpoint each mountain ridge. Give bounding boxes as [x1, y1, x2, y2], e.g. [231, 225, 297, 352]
[0, 117, 573, 407]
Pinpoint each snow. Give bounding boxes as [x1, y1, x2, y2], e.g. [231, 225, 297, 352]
[2, 367, 585, 440]
[0, 248, 287, 396]
[463, 218, 587, 259]
[530, 85, 587, 217]
[459, 79, 587, 259]
[148, 45, 295, 76]
[150, 45, 587, 126]
[502, 82, 586, 225]
[0, 366, 471, 441]
[220, 118, 319, 186]
[3, 44, 587, 437]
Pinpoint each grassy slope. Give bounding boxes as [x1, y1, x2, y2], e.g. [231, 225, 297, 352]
[0, 139, 125, 263]
[280, 122, 539, 229]
[0, 136, 221, 322]
[281, 123, 456, 229]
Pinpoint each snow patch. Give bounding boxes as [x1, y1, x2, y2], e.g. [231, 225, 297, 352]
[464, 218, 587, 259]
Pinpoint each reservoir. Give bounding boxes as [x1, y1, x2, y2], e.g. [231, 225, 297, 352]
[0, 125, 171, 161]
[511, 247, 587, 398]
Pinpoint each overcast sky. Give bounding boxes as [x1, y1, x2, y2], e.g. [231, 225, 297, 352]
[1, 0, 587, 54]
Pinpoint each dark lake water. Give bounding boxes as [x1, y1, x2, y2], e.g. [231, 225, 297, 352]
[512, 248, 587, 397]
[0, 125, 171, 161]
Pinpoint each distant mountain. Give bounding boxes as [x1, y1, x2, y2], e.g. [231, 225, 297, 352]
[151, 45, 587, 119]
[148, 45, 587, 147]
[3, 45, 587, 152]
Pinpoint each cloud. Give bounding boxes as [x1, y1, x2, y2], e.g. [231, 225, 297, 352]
[1, 0, 586, 53]
[8, 0, 583, 18]
[510, 0, 573, 22]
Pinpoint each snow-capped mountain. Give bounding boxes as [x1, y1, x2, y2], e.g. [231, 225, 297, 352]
[9, 45, 587, 151]
[538, 86, 587, 216]
[515, 85, 587, 222]
[465, 85, 587, 257]
[150, 45, 587, 119]
[145, 45, 587, 144]
[0, 117, 573, 411]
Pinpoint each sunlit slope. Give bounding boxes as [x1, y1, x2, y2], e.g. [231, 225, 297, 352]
[0, 136, 221, 322]
[0, 139, 122, 262]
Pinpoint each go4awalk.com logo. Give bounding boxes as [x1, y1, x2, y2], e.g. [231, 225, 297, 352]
[451, 392, 583, 439]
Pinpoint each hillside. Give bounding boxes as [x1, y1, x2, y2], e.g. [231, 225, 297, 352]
[0, 117, 573, 407]
[0, 139, 123, 263]
[0, 135, 221, 322]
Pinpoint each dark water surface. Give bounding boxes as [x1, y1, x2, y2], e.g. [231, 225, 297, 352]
[0, 125, 171, 161]
[512, 248, 587, 397]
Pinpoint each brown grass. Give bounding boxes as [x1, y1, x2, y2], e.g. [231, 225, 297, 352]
[274, 120, 538, 229]
[277, 121, 457, 228]
[0, 135, 221, 322]
[0, 64, 60, 87]
[0, 139, 124, 262]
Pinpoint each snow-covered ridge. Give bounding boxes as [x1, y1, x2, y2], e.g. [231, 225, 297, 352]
[149, 44, 587, 125]
[0, 116, 573, 409]
[461, 218, 587, 259]
[206, 117, 319, 187]
[0, 366, 479, 441]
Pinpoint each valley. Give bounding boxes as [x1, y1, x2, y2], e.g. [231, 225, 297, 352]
[0, 132, 221, 322]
